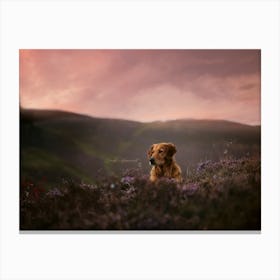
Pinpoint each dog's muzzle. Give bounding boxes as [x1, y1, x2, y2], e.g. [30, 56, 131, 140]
[149, 158, 156, 166]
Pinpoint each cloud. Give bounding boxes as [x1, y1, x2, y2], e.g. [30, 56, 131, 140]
[20, 49, 261, 125]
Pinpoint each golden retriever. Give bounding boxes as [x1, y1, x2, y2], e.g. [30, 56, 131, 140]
[147, 142, 182, 183]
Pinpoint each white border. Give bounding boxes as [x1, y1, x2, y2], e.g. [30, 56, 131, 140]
[1, 1, 279, 280]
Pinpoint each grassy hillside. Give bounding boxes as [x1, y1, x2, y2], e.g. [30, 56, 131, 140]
[20, 108, 260, 185]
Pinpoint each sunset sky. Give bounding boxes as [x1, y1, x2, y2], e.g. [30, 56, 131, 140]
[20, 49, 261, 125]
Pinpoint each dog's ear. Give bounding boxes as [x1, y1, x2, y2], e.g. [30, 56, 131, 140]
[147, 144, 155, 158]
[166, 143, 177, 158]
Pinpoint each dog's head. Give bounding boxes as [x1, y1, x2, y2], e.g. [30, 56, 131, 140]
[147, 142, 177, 166]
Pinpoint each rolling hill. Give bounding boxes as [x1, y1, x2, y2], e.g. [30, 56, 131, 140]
[20, 108, 261, 185]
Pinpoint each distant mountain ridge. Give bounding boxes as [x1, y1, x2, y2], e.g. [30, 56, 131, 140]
[20, 108, 261, 185]
[21, 108, 260, 127]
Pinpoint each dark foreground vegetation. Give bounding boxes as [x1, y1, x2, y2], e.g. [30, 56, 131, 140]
[20, 157, 261, 230]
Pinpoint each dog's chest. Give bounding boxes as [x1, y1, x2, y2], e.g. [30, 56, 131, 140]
[154, 166, 172, 178]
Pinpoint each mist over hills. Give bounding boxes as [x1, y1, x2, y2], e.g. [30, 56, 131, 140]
[20, 109, 260, 185]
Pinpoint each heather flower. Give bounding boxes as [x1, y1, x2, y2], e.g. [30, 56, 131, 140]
[197, 160, 212, 172]
[80, 183, 98, 190]
[158, 177, 177, 185]
[20, 159, 261, 230]
[125, 186, 136, 195]
[181, 183, 199, 195]
[46, 188, 64, 197]
[120, 176, 135, 185]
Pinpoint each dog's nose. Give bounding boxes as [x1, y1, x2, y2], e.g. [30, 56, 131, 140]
[149, 158, 155, 165]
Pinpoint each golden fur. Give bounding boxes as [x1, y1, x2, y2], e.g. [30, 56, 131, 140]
[147, 142, 182, 183]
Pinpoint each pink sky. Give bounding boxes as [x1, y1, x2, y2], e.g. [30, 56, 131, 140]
[20, 49, 261, 125]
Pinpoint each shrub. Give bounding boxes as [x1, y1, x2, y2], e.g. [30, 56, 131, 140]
[20, 157, 261, 230]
